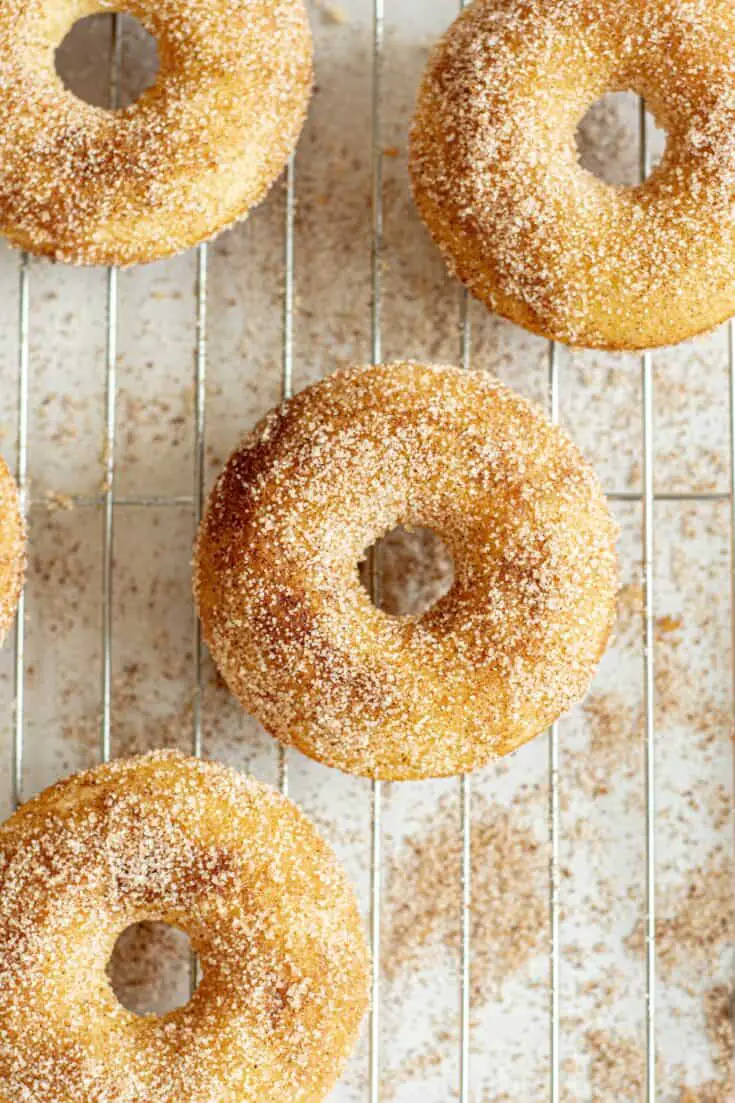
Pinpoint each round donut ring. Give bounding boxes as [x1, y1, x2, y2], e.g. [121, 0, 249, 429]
[0, 456, 25, 644]
[0, 751, 369, 1103]
[0, 0, 313, 265]
[409, 0, 735, 350]
[195, 362, 619, 781]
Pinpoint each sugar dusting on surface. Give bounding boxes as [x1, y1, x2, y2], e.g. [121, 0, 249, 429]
[0, 751, 369, 1102]
[195, 361, 619, 779]
[679, 985, 734, 1103]
[409, 0, 735, 348]
[0, 0, 313, 265]
[626, 853, 733, 984]
[383, 794, 546, 1003]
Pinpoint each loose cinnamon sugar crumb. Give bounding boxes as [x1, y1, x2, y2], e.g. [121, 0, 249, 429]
[654, 645, 731, 748]
[626, 855, 733, 981]
[585, 1030, 648, 1102]
[43, 490, 74, 512]
[383, 794, 547, 1004]
[314, 0, 348, 25]
[578, 690, 640, 795]
[615, 581, 644, 640]
[679, 986, 734, 1102]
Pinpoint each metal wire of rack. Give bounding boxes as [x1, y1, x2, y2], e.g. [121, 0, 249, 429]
[7, 4, 735, 1102]
[369, 3, 384, 1097]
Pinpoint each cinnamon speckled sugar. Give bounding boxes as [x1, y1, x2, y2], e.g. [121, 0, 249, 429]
[0, 752, 369, 1103]
[410, 0, 735, 349]
[195, 361, 619, 780]
[0, 0, 313, 264]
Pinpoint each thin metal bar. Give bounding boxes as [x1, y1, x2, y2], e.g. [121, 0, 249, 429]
[35, 494, 194, 509]
[12, 255, 29, 808]
[369, 776, 383, 1102]
[100, 273, 119, 766]
[370, 0, 384, 369]
[278, 153, 296, 797]
[369, 2, 384, 1099]
[548, 343, 560, 1103]
[100, 14, 122, 765]
[31, 488, 733, 510]
[458, 771, 471, 1103]
[639, 99, 657, 1103]
[458, 286, 472, 1103]
[30, 489, 730, 510]
[642, 347, 656, 1102]
[189, 241, 208, 996]
[282, 156, 296, 404]
[729, 320, 735, 872]
[192, 242, 208, 764]
[609, 490, 728, 503]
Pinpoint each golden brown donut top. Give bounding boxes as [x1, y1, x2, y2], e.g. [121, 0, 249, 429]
[410, 0, 735, 350]
[196, 362, 618, 779]
[0, 0, 313, 265]
[0, 751, 369, 1103]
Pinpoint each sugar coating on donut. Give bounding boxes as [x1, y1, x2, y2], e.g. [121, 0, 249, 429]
[0, 456, 25, 644]
[410, 0, 735, 350]
[0, 751, 369, 1103]
[0, 0, 313, 265]
[195, 361, 619, 780]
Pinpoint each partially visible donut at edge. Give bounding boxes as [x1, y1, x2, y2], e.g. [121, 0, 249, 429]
[0, 0, 313, 265]
[195, 361, 619, 781]
[0, 750, 369, 1103]
[409, 0, 735, 350]
[0, 456, 24, 644]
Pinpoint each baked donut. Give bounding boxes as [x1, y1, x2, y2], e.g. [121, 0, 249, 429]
[0, 751, 369, 1103]
[0, 456, 25, 643]
[195, 362, 618, 781]
[409, 0, 735, 350]
[0, 0, 313, 265]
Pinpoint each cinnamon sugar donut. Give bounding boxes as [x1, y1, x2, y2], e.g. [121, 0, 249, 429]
[0, 751, 369, 1103]
[0, 0, 313, 265]
[0, 456, 25, 643]
[410, 0, 735, 350]
[195, 362, 618, 781]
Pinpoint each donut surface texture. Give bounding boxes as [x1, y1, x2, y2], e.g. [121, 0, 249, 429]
[195, 362, 619, 781]
[0, 0, 313, 265]
[0, 457, 25, 644]
[409, 0, 735, 350]
[0, 751, 369, 1103]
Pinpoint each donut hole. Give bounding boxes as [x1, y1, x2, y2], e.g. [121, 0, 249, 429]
[575, 92, 667, 187]
[359, 526, 454, 617]
[55, 13, 159, 110]
[107, 921, 200, 1016]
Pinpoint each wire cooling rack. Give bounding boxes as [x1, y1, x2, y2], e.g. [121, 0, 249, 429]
[4, 3, 734, 1102]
